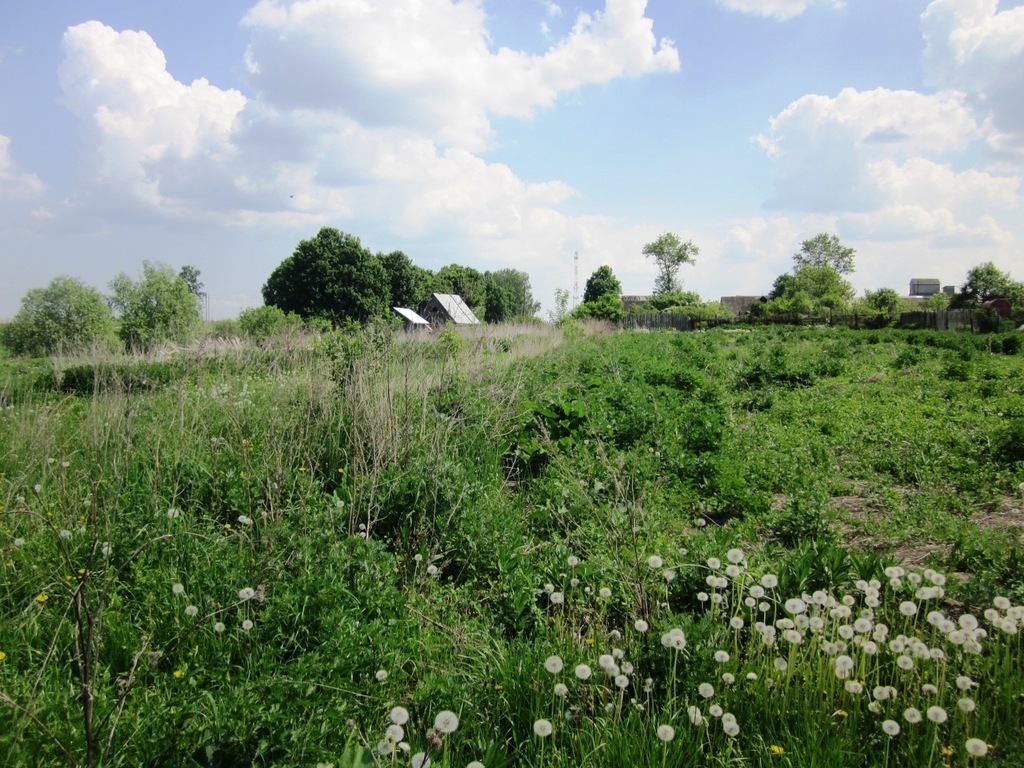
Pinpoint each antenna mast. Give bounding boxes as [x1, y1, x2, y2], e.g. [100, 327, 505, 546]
[573, 251, 579, 309]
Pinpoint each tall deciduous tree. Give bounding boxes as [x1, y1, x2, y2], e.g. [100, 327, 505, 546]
[793, 233, 856, 275]
[109, 261, 201, 351]
[583, 265, 622, 304]
[485, 269, 540, 320]
[643, 233, 698, 294]
[1, 276, 115, 356]
[262, 228, 388, 325]
[952, 262, 1024, 308]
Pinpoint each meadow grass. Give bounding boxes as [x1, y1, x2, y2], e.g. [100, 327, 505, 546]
[1, 323, 1022, 767]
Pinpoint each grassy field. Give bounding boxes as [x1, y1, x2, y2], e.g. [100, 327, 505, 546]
[1, 322, 1022, 767]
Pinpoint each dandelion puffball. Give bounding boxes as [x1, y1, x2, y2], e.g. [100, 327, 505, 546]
[657, 724, 675, 742]
[533, 719, 553, 738]
[434, 710, 459, 733]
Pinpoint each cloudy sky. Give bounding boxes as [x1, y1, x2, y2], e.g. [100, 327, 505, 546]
[1, 0, 1022, 320]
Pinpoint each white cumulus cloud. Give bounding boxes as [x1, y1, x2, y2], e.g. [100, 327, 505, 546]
[921, 0, 1024, 156]
[0, 135, 46, 199]
[715, 0, 844, 21]
[241, 0, 679, 150]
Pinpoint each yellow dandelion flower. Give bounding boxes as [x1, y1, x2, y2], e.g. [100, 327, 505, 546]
[941, 746, 954, 757]
[35, 593, 48, 603]
[835, 710, 848, 718]
[298, 466, 307, 473]
[77, 568, 85, 575]
[585, 637, 596, 646]
[0, 651, 7, 661]
[770, 745, 784, 755]
[223, 523, 232, 530]
[494, 684, 503, 691]
[173, 670, 184, 678]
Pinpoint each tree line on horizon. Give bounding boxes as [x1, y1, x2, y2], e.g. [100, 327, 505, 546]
[2, 227, 1021, 358]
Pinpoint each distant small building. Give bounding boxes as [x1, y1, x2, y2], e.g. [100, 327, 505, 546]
[620, 295, 652, 312]
[392, 307, 431, 330]
[720, 296, 762, 316]
[421, 293, 480, 325]
[909, 279, 941, 296]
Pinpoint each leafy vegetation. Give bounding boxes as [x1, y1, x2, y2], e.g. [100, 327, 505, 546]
[2, 322, 1023, 767]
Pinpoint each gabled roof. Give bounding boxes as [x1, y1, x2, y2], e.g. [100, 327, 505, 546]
[428, 293, 480, 324]
[393, 307, 430, 325]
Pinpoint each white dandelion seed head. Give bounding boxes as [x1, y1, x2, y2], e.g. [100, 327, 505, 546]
[167, 508, 180, 520]
[184, 605, 199, 618]
[544, 656, 564, 674]
[411, 752, 431, 768]
[434, 710, 459, 733]
[926, 706, 947, 724]
[14, 538, 25, 547]
[614, 674, 629, 689]
[711, 593, 724, 604]
[533, 719, 553, 737]
[697, 591, 709, 602]
[882, 720, 900, 737]
[958, 697, 976, 713]
[723, 720, 740, 737]
[172, 583, 185, 595]
[714, 650, 730, 663]
[634, 619, 649, 633]
[965, 738, 988, 756]
[549, 592, 564, 605]
[899, 601, 918, 617]
[956, 675, 975, 691]
[746, 672, 758, 681]
[375, 670, 388, 682]
[785, 598, 806, 614]
[598, 654, 615, 669]
[903, 707, 922, 724]
[238, 587, 255, 601]
[844, 680, 863, 694]
[237, 515, 252, 525]
[213, 622, 226, 633]
[574, 664, 592, 680]
[726, 548, 744, 564]
[707, 557, 721, 570]
[994, 596, 1011, 610]
[241, 619, 254, 631]
[657, 724, 675, 742]
[385, 724, 404, 743]
[730, 616, 745, 630]
[599, 587, 612, 599]
[390, 707, 409, 725]
[554, 683, 568, 697]
[647, 555, 664, 569]
[612, 648, 625, 660]
[426, 565, 439, 576]
[698, 683, 715, 698]
[709, 704, 724, 718]
[567, 555, 579, 567]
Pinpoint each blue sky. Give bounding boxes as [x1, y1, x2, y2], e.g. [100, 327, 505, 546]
[1, 0, 1022, 320]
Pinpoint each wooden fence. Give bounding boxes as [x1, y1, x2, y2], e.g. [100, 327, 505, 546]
[620, 309, 993, 333]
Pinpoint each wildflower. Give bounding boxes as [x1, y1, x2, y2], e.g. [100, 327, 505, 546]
[707, 557, 721, 569]
[35, 594, 48, 603]
[965, 738, 988, 757]
[721, 672, 735, 684]
[647, 555, 664, 569]
[714, 650, 730, 663]
[390, 706, 409, 725]
[58, 529, 72, 540]
[549, 592, 564, 605]
[784, 598, 806, 614]
[213, 622, 226, 633]
[13, 538, 24, 547]
[896, 655, 914, 670]
[657, 724, 676, 742]
[956, 675, 975, 691]
[237, 515, 252, 525]
[687, 706, 703, 725]
[994, 596, 1011, 610]
[167, 508, 180, 520]
[634, 619, 649, 633]
[773, 658, 788, 672]
[942, 746, 954, 757]
[467, 762, 485, 768]
[567, 555, 579, 567]
[844, 680, 863, 694]
[184, 605, 199, 618]
[834, 655, 854, 673]
[730, 616, 745, 630]
[426, 565, 439, 576]
[599, 587, 612, 598]
[533, 719, 553, 738]
[761, 574, 778, 589]
[434, 710, 459, 733]
[0, 652, 6, 661]
[554, 683, 568, 697]
[411, 752, 431, 768]
[614, 675, 629, 689]
[723, 720, 740, 737]
[544, 656, 564, 674]
[575, 664, 592, 680]
[927, 706, 948, 724]
[746, 672, 758, 681]
[904, 708, 922, 724]
[872, 686, 892, 701]
[899, 601, 918, 617]
[663, 570, 676, 582]
[173, 670, 184, 678]
[698, 683, 715, 698]
[697, 592, 709, 602]
[237, 587, 255, 601]
[375, 670, 388, 682]
[599, 654, 615, 669]
[727, 548, 744, 564]
[958, 698, 976, 713]
[882, 720, 901, 737]
[241, 620, 254, 631]
[101, 542, 111, 556]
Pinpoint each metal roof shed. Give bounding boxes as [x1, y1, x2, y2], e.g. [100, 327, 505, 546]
[421, 293, 480, 325]
[393, 307, 431, 329]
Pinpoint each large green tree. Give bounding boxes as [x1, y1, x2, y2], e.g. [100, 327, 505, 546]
[1, 276, 116, 356]
[952, 262, 1024, 308]
[484, 269, 540, 321]
[763, 265, 855, 316]
[583, 265, 622, 304]
[262, 228, 389, 325]
[643, 233, 698, 294]
[379, 250, 435, 310]
[109, 261, 201, 351]
[793, 233, 856, 275]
